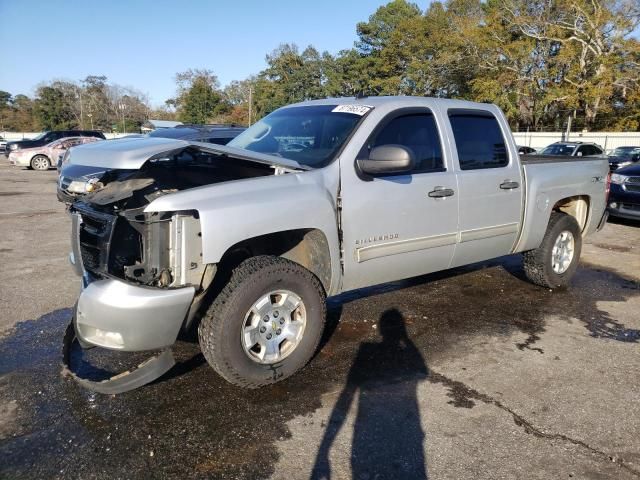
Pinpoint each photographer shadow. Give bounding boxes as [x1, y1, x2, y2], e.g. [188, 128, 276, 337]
[311, 308, 429, 479]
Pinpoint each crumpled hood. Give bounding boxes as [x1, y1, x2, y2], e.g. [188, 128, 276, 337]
[68, 137, 189, 169]
[67, 136, 309, 171]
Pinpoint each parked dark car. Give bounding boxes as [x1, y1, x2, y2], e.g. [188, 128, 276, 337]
[518, 145, 536, 155]
[608, 163, 640, 221]
[538, 141, 604, 157]
[607, 146, 640, 171]
[57, 125, 245, 202]
[148, 124, 245, 144]
[5, 130, 106, 155]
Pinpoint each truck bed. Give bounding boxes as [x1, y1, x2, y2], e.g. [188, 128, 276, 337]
[520, 154, 607, 165]
[515, 155, 609, 253]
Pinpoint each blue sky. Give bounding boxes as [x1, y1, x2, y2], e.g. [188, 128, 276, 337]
[0, 0, 432, 106]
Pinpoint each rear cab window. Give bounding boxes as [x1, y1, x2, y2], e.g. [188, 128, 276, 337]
[448, 110, 509, 170]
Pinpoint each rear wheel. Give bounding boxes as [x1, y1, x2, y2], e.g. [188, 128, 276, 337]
[523, 212, 582, 289]
[30, 155, 50, 171]
[198, 256, 326, 388]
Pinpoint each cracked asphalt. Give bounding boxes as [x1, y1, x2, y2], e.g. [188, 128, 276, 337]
[0, 163, 639, 479]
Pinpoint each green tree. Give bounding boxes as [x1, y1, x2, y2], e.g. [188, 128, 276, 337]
[34, 85, 76, 130]
[174, 69, 227, 124]
[503, 0, 640, 129]
[0, 91, 11, 130]
[355, 0, 422, 55]
[253, 44, 334, 116]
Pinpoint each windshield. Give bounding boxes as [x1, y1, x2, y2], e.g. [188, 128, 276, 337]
[227, 105, 368, 168]
[611, 147, 639, 159]
[32, 132, 49, 141]
[539, 144, 576, 156]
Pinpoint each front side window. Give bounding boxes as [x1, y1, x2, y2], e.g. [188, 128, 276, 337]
[228, 105, 366, 168]
[370, 113, 443, 173]
[448, 111, 508, 170]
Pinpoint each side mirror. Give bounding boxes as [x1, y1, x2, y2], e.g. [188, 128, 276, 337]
[357, 145, 415, 175]
[576, 151, 583, 157]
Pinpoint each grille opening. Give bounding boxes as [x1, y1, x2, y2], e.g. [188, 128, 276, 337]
[109, 219, 143, 278]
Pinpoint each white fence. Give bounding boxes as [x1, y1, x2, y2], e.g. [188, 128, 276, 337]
[513, 131, 640, 151]
[3, 130, 640, 152]
[1, 132, 132, 141]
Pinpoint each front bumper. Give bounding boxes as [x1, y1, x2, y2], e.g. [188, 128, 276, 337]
[608, 202, 640, 220]
[8, 154, 29, 166]
[608, 183, 640, 220]
[75, 278, 195, 351]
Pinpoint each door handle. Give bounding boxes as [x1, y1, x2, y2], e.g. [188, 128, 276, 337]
[428, 186, 455, 198]
[500, 180, 520, 190]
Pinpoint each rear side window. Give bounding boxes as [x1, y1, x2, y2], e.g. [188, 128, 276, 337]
[579, 145, 602, 156]
[448, 111, 508, 170]
[372, 113, 443, 173]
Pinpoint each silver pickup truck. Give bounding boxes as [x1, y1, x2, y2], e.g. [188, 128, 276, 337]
[60, 96, 609, 392]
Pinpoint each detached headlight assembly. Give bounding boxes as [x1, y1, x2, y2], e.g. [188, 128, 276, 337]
[67, 180, 91, 194]
[610, 173, 628, 185]
[67, 178, 103, 194]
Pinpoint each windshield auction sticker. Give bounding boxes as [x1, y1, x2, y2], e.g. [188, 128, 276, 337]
[332, 104, 373, 116]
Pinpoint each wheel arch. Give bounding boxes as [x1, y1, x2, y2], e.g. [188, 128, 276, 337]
[551, 195, 590, 232]
[216, 228, 333, 294]
[515, 193, 592, 253]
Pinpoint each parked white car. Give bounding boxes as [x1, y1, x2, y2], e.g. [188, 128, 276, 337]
[8, 136, 102, 170]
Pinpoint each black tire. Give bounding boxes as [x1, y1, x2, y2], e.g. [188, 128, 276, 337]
[198, 255, 326, 388]
[30, 155, 50, 171]
[523, 212, 582, 289]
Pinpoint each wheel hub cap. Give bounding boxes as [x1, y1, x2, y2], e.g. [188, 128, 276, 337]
[551, 230, 575, 274]
[241, 290, 306, 364]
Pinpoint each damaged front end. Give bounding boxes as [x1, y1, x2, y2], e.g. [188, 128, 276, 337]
[62, 141, 291, 392]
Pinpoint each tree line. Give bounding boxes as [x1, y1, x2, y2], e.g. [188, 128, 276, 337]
[2, 0, 639, 133]
[0, 76, 155, 133]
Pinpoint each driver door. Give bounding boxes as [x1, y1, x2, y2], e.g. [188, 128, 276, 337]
[340, 108, 459, 291]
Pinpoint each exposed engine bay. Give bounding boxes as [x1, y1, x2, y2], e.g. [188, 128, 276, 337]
[70, 146, 280, 289]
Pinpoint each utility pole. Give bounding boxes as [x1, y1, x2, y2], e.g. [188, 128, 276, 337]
[565, 114, 572, 142]
[79, 88, 84, 130]
[88, 113, 93, 130]
[248, 86, 253, 126]
[119, 103, 127, 134]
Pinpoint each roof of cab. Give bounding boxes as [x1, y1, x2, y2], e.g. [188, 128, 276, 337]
[289, 95, 498, 110]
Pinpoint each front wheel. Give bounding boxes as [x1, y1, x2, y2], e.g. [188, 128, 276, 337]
[523, 212, 582, 289]
[198, 256, 326, 388]
[30, 155, 50, 171]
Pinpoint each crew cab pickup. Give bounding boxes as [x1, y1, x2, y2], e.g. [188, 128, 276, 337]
[60, 96, 609, 392]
